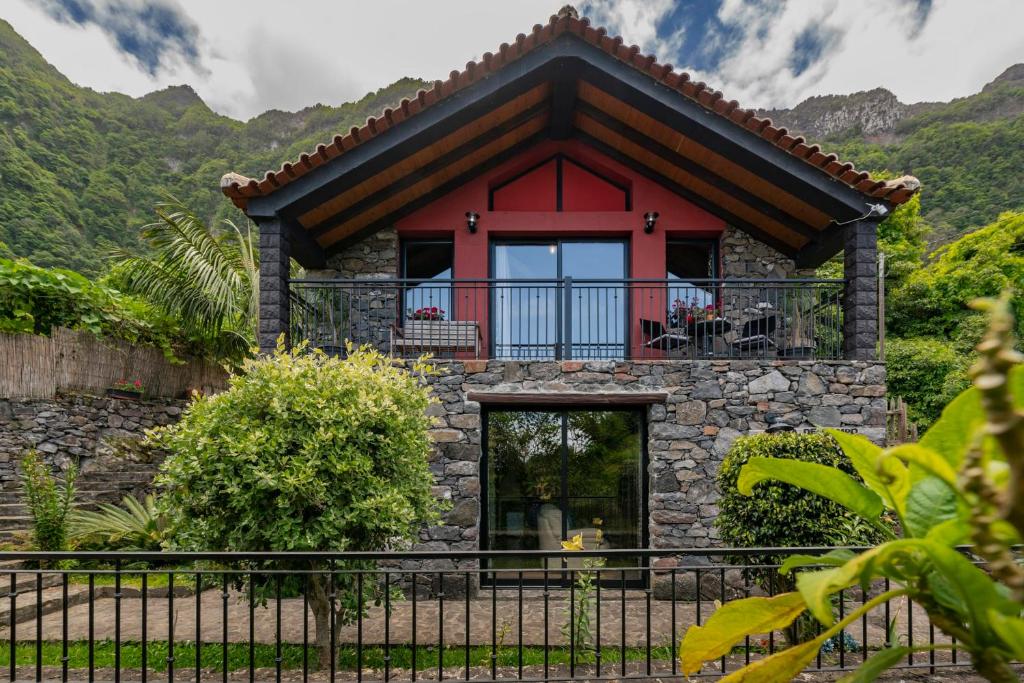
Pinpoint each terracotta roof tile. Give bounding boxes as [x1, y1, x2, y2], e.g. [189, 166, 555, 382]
[220, 8, 920, 211]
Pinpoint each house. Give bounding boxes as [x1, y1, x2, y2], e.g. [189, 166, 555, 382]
[219, 8, 917, 564]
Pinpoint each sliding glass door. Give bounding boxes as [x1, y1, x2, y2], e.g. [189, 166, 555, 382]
[491, 240, 627, 359]
[484, 408, 644, 581]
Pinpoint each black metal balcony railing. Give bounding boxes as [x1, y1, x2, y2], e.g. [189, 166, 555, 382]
[290, 278, 845, 361]
[0, 548, 989, 683]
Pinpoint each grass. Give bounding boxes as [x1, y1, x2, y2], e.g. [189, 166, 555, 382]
[0, 641, 677, 672]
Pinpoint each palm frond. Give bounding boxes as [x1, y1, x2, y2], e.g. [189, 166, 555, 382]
[112, 197, 259, 351]
[70, 494, 166, 551]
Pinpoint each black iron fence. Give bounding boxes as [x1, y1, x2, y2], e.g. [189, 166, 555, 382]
[0, 548, 988, 682]
[290, 279, 845, 361]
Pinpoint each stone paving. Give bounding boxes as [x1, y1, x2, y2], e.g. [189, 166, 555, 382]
[2, 588, 940, 650]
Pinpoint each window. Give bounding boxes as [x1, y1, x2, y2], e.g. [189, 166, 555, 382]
[401, 240, 453, 320]
[491, 240, 628, 359]
[482, 408, 645, 583]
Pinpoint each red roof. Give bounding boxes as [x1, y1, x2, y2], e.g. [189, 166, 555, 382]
[220, 8, 920, 211]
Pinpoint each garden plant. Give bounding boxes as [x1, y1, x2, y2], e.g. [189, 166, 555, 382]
[150, 340, 442, 668]
[680, 294, 1024, 682]
[19, 450, 77, 553]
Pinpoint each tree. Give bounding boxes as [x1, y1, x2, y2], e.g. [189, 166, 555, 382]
[680, 295, 1024, 682]
[150, 343, 442, 668]
[109, 198, 259, 362]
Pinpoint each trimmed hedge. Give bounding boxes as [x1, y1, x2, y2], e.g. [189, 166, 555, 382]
[716, 431, 884, 558]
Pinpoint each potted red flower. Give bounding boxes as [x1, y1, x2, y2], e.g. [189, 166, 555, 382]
[409, 306, 446, 321]
[108, 378, 144, 400]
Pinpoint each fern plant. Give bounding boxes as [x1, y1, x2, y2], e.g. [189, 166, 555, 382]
[20, 451, 77, 552]
[679, 294, 1024, 682]
[70, 494, 166, 551]
[110, 198, 259, 362]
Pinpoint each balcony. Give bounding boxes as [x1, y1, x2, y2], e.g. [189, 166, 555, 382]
[289, 278, 846, 361]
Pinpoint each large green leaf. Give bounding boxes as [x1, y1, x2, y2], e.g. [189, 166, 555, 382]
[988, 611, 1024, 659]
[886, 444, 958, 486]
[796, 541, 922, 626]
[737, 456, 884, 523]
[903, 476, 958, 538]
[718, 637, 821, 682]
[921, 542, 1018, 642]
[779, 548, 856, 575]
[679, 592, 807, 675]
[823, 429, 890, 500]
[916, 354, 1024, 465]
[837, 647, 912, 682]
[925, 518, 971, 544]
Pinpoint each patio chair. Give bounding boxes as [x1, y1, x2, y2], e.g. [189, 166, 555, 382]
[537, 504, 609, 570]
[640, 318, 689, 351]
[731, 315, 777, 354]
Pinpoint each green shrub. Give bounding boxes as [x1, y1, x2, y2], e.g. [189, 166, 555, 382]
[150, 342, 442, 668]
[886, 336, 971, 429]
[19, 451, 77, 552]
[70, 494, 166, 551]
[716, 432, 886, 645]
[717, 432, 883, 554]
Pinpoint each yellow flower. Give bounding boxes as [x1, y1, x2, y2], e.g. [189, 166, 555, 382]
[561, 533, 585, 551]
[591, 517, 603, 526]
[595, 528, 604, 544]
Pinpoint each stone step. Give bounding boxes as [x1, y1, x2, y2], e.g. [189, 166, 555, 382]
[0, 572, 63, 598]
[76, 471, 158, 483]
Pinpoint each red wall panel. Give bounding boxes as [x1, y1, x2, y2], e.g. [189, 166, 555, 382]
[394, 140, 726, 357]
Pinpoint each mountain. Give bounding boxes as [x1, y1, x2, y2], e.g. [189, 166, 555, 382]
[0, 19, 425, 274]
[758, 64, 1024, 240]
[1, 17, 1022, 272]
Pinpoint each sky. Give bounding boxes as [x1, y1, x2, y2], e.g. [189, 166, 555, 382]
[3, 0, 1023, 121]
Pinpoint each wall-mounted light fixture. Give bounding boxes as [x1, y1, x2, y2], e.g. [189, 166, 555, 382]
[465, 211, 480, 234]
[643, 211, 659, 234]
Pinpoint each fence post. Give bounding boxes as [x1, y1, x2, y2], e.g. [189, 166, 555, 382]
[562, 276, 573, 360]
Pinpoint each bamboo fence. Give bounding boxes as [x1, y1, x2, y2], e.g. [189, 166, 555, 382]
[1, 328, 227, 400]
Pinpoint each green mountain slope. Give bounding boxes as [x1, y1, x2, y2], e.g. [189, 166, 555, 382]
[0, 19, 425, 274]
[762, 64, 1024, 240]
[1, 17, 1021, 273]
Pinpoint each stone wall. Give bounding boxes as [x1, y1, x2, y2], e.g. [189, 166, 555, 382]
[719, 225, 814, 278]
[0, 394, 182, 490]
[422, 358, 885, 555]
[309, 226, 399, 279]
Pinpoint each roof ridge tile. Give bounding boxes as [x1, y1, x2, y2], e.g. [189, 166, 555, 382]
[220, 10, 919, 210]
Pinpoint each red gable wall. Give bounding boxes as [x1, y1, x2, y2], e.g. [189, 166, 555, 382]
[395, 140, 725, 357]
[396, 139, 724, 281]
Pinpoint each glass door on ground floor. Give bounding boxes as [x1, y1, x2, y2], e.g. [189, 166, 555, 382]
[491, 240, 627, 359]
[482, 408, 645, 583]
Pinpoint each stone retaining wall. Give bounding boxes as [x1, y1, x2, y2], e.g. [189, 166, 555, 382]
[0, 394, 182, 488]
[422, 359, 886, 554]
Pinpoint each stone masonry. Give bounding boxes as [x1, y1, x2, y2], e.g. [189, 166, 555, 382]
[0, 394, 181, 490]
[719, 226, 814, 279]
[421, 358, 886, 554]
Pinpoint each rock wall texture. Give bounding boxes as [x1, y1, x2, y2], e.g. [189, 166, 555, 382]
[719, 226, 814, 279]
[0, 394, 181, 489]
[422, 359, 886, 555]
[310, 227, 399, 279]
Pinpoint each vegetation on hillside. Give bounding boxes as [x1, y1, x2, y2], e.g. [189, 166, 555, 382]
[886, 211, 1024, 426]
[0, 18, 425, 274]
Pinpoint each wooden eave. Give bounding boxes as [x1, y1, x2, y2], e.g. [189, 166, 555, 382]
[221, 26, 920, 268]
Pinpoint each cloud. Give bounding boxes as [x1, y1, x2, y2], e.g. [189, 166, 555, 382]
[581, 0, 1024, 110]
[36, 0, 204, 75]
[581, 0, 686, 62]
[5, 0, 1024, 120]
